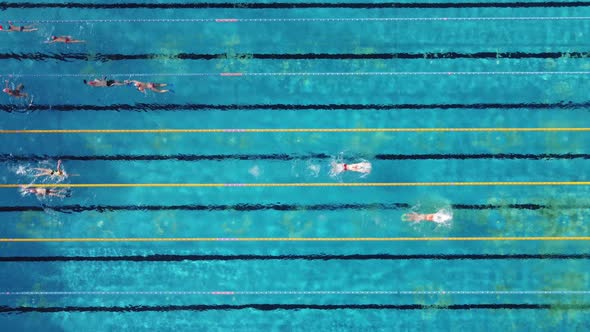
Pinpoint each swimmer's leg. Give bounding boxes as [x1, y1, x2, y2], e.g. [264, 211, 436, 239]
[401, 213, 413, 222]
[401, 212, 420, 222]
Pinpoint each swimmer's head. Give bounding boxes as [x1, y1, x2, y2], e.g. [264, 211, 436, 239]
[51, 36, 57, 40]
[0, 26, 3, 30]
[2, 88, 8, 93]
[83, 80, 87, 84]
[432, 210, 453, 224]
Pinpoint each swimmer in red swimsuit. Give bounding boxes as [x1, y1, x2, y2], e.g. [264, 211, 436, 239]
[402, 209, 453, 225]
[2, 80, 28, 99]
[330, 161, 372, 177]
[125, 80, 170, 94]
[45, 35, 85, 44]
[0, 21, 37, 32]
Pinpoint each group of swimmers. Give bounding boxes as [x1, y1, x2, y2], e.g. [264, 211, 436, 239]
[3, 77, 171, 102]
[1, 21, 170, 100]
[84, 77, 171, 93]
[330, 160, 452, 225]
[3, 20, 450, 224]
[20, 160, 71, 198]
[1, 21, 84, 43]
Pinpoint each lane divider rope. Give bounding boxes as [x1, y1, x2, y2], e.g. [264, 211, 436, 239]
[2, 128, 590, 134]
[2, 71, 590, 78]
[0, 237, 589, 242]
[3, 182, 590, 188]
[2, 290, 589, 296]
[12, 16, 590, 24]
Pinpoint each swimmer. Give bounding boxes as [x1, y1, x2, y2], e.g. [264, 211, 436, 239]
[125, 80, 170, 94]
[20, 186, 69, 198]
[0, 21, 38, 32]
[32, 160, 67, 179]
[330, 161, 372, 175]
[84, 77, 126, 87]
[3, 80, 28, 99]
[45, 35, 85, 44]
[402, 209, 453, 225]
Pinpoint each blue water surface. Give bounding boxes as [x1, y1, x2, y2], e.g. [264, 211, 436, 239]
[1, 0, 590, 330]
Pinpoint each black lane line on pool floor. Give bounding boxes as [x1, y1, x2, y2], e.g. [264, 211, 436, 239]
[0, 203, 571, 213]
[2, 153, 589, 162]
[3, 2, 590, 9]
[2, 51, 590, 62]
[0, 254, 589, 262]
[0, 304, 586, 313]
[2, 102, 589, 113]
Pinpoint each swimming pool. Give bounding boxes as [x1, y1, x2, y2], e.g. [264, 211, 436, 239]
[1, 0, 590, 330]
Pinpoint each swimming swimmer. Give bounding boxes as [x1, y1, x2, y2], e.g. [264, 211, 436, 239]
[2, 80, 28, 99]
[402, 209, 453, 225]
[330, 161, 372, 175]
[20, 186, 69, 198]
[84, 77, 126, 87]
[45, 36, 85, 44]
[32, 160, 67, 179]
[0, 21, 38, 32]
[125, 80, 170, 94]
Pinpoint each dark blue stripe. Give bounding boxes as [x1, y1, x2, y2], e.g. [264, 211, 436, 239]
[0, 203, 555, 213]
[2, 102, 589, 113]
[1, 51, 589, 62]
[0, 253, 587, 262]
[0, 304, 581, 313]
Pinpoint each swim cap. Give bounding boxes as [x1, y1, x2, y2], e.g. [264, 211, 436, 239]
[433, 211, 452, 224]
[0, 26, 3, 30]
[2, 88, 9, 93]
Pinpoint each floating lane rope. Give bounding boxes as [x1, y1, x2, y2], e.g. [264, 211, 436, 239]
[3, 182, 590, 188]
[2, 101, 590, 113]
[0, 237, 589, 242]
[2, 71, 590, 78]
[1, 290, 589, 296]
[10, 16, 590, 24]
[2, 127, 590, 134]
[5, 1, 590, 10]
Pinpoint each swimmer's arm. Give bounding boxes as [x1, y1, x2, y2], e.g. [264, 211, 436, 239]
[56, 160, 62, 171]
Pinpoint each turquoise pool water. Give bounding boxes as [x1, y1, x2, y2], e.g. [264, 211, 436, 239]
[1, 0, 590, 330]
